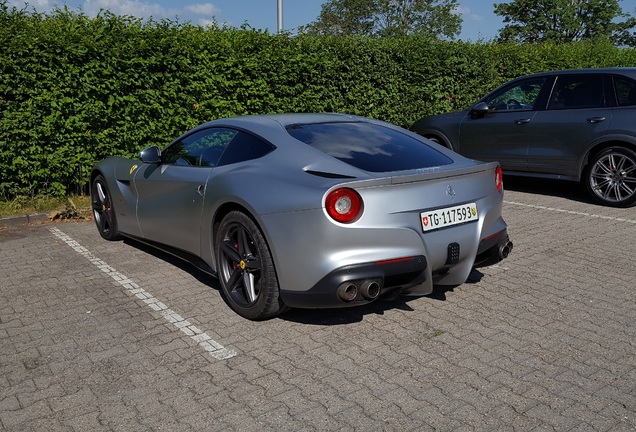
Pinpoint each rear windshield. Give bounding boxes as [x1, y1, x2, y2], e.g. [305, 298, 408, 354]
[286, 121, 453, 172]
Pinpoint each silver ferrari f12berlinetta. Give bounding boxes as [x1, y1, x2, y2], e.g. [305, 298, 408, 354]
[91, 113, 512, 320]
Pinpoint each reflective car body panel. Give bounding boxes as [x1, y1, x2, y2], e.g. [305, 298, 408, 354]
[263, 163, 507, 301]
[459, 110, 540, 171]
[135, 163, 212, 255]
[525, 107, 611, 177]
[92, 113, 511, 313]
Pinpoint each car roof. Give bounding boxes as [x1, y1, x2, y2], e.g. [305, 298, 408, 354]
[187, 112, 400, 154]
[200, 113, 371, 129]
[175, 113, 472, 177]
[517, 67, 636, 79]
[174, 114, 393, 178]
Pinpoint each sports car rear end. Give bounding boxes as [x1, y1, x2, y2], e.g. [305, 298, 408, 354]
[262, 117, 511, 308]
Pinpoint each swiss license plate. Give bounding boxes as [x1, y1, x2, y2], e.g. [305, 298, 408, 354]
[421, 203, 478, 232]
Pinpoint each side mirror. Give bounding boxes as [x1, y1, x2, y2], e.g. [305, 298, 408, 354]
[140, 146, 161, 164]
[470, 102, 490, 118]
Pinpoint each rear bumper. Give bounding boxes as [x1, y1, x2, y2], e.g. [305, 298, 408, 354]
[279, 229, 513, 308]
[280, 255, 428, 308]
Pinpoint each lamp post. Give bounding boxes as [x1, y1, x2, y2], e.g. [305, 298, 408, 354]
[277, 0, 283, 32]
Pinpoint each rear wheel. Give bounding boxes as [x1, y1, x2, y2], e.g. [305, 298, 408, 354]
[215, 211, 285, 320]
[91, 174, 122, 240]
[586, 147, 636, 207]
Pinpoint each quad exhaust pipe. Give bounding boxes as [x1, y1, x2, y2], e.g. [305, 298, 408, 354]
[337, 283, 358, 302]
[337, 278, 383, 302]
[360, 279, 381, 299]
[499, 240, 513, 260]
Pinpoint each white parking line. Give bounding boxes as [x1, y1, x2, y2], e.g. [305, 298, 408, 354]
[49, 227, 237, 360]
[504, 201, 636, 224]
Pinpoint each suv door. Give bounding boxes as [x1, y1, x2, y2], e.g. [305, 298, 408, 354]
[526, 73, 611, 178]
[458, 76, 549, 172]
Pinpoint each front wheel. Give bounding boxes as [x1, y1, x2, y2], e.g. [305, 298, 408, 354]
[585, 147, 636, 207]
[215, 211, 285, 320]
[91, 174, 122, 240]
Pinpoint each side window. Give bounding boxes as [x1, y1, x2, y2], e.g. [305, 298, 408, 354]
[548, 74, 605, 110]
[161, 128, 237, 167]
[485, 77, 547, 111]
[614, 75, 636, 106]
[217, 131, 274, 166]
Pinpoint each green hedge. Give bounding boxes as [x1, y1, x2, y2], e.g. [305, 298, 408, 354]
[2, 4, 636, 198]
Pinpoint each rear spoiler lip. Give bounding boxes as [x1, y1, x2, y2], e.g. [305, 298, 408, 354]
[322, 161, 500, 190]
[390, 161, 500, 185]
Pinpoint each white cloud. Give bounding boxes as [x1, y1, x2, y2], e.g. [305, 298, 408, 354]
[83, 0, 179, 19]
[456, 6, 484, 23]
[184, 2, 217, 16]
[8, 0, 223, 26]
[8, 0, 53, 12]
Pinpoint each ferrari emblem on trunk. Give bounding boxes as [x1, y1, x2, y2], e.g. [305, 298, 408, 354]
[446, 185, 456, 199]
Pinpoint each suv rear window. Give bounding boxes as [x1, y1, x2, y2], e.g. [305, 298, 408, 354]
[286, 122, 453, 172]
[614, 75, 636, 106]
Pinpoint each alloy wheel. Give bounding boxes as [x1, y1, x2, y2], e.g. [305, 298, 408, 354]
[215, 211, 284, 320]
[218, 223, 263, 307]
[589, 149, 636, 206]
[91, 175, 120, 240]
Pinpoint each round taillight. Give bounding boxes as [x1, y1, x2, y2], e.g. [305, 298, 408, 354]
[495, 165, 503, 193]
[325, 188, 363, 223]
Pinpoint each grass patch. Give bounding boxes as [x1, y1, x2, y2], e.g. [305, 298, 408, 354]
[0, 195, 92, 218]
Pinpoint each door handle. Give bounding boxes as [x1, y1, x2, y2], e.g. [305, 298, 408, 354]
[515, 119, 531, 125]
[587, 117, 606, 123]
[196, 184, 204, 196]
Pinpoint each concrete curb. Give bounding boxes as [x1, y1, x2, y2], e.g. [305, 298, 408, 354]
[0, 212, 51, 229]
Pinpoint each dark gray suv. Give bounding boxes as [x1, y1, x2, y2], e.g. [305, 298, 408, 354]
[411, 68, 636, 207]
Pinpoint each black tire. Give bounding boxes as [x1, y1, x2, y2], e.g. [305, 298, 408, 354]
[585, 147, 636, 208]
[91, 174, 122, 241]
[215, 211, 285, 320]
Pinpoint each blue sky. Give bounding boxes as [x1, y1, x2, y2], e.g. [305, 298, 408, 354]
[8, 0, 515, 41]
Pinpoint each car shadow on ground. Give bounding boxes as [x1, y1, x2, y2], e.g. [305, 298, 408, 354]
[280, 276, 480, 326]
[123, 237, 221, 289]
[280, 298, 419, 325]
[503, 176, 595, 205]
[122, 237, 478, 326]
[278, 266, 491, 325]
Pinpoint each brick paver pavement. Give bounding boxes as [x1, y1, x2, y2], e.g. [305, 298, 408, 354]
[1, 180, 635, 431]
